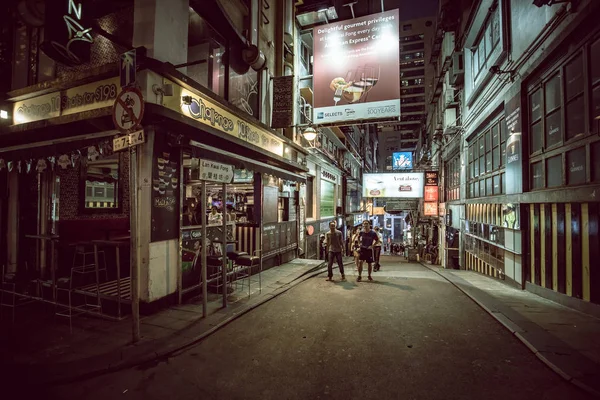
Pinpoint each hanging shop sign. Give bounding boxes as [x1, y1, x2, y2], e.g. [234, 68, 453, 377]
[199, 159, 233, 183]
[362, 172, 424, 198]
[112, 87, 144, 132]
[385, 200, 418, 211]
[425, 171, 439, 186]
[423, 202, 438, 217]
[424, 186, 438, 202]
[13, 77, 120, 125]
[39, 0, 93, 66]
[271, 75, 294, 129]
[163, 81, 285, 157]
[312, 9, 400, 125]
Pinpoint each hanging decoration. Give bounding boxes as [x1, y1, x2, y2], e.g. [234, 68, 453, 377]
[87, 146, 99, 161]
[0, 159, 5, 171]
[71, 152, 80, 168]
[36, 159, 48, 173]
[58, 154, 70, 169]
[47, 156, 56, 170]
[7, 161, 13, 172]
[26, 159, 33, 174]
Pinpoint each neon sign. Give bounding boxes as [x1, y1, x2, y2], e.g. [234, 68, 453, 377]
[40, 0, 93, 66]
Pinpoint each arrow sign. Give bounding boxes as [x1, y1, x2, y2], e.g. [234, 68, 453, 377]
[120, 49, 136, 88]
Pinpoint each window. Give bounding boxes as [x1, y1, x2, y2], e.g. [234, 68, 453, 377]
[467, 118, 507, 198]
[320, 180, 335, 218]
[401, 34, 424, 43]
[401, 96, 425, 105]
[527, 36, 600, 190]
[306, 177, 314, 218]
[401, 69, 425, 78]
[445, 154, 460, 202]
[401, 42, 425, 52]
[471, 4, 501, 80]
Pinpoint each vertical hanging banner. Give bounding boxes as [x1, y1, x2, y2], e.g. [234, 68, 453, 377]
[271, 75, 294, 129]
[505, 92, 523, 194]
[312, 9, 400, 125]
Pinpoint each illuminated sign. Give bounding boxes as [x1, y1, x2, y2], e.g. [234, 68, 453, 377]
[362, 172, 424, 198]
[12, 77, 120, 125]
[425, 171, 439, 186]
[163, 81, 284, 158]
[424, 186, 438, 202]
[40, 0, 93, 66]
[312, 10, 400, 124]
[392, 152, 413, 170]
[424, 202, 438, 216]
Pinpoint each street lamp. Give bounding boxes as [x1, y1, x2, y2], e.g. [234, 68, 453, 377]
[303, 126, 317, 141]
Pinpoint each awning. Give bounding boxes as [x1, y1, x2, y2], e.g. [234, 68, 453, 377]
[189, 140, 306, 183]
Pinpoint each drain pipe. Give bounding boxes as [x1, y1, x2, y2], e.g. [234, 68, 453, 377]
[381, 0, 385, 12]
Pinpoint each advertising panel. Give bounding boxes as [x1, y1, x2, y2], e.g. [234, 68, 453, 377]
[362, 172, 424, 198]
[392, 152, 413, 170]
[505, 92, 523, 194]
[313, 10, 400, 125]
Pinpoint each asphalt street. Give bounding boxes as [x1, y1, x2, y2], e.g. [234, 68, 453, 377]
[41, 257, 592, 399]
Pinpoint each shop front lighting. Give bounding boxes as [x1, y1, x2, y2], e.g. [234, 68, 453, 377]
[303, 126, 317, 141]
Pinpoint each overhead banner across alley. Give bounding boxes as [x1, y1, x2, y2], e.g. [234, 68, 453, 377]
[312, 9, 400, 125]
[363, 172, 424, 198]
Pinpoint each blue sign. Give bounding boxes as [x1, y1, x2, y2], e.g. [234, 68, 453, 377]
[120, 49, 137, 88]
[392, 152, 413, 170]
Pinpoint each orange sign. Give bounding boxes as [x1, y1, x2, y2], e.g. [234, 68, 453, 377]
[424, 202, 438, 216]
[424, 186, 438, 202]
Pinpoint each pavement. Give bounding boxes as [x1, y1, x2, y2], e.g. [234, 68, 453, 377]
[419, 260, 600, 398]
[42, 257, 595, 400]
[0, 257, 350, 389]
[2, 254, 600, 398]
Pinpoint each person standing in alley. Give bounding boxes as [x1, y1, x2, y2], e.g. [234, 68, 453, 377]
[357, 221, 378, 282]
[324, 221, 345, 281]
[373, 226, 383, 271]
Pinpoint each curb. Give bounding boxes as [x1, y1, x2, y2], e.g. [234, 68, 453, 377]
[419, 262, 600, 399]
[37, 261, 353, 387]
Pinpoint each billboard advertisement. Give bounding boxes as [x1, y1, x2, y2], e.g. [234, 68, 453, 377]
[313, 10, 400, 125]
[392, 152, 413, 170]
[363, 173, 424, 198]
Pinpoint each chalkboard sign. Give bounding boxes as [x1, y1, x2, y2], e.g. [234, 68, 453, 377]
[263, 185, 279, 224]
[151, 133, 180, 242]
[271, 76, 294, 129]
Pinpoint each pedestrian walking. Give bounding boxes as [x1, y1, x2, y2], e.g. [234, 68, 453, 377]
[350, 226, 360, 271]
[373, 226, 383, 271]
[357, 221, 378, 282]
[324, 221, 345, 281]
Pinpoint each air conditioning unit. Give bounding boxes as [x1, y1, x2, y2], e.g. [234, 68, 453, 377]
[444, 107, 457, 127]
[450, 51, 464, 86]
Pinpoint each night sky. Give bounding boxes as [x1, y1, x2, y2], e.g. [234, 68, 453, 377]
[384, 0, 439, 20]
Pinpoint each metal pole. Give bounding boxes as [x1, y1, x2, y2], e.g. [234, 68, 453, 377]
[130, 145, 140, 343]
[201, 180, 207, 317]
[177, 150, 184, 304]
[116, 245, 121, 319]
[222, 182, 228, 308]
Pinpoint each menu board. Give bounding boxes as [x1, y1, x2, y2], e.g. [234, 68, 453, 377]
[263, 185, 279, 224]
[151, 133, 180, 242]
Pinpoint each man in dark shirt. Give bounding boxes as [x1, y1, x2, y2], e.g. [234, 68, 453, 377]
[324, 221, 345, 281]
[358, 221, 378, 282]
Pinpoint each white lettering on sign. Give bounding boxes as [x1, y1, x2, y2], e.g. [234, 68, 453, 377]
[199, 159, 233, 183]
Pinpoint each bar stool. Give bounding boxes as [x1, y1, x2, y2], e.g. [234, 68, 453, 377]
[207, 255, 229, 294]
[227, 251, 248, 290]
[236, 250, 261, 296]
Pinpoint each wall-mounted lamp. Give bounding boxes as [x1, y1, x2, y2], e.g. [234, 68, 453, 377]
[152, 83, 173, 96]
[242, 45, 267, 72]
[181, 95, 193, 105]
[303, 126, 318, 141]
[489, 65, 517, 82]
[0, 110, 8, 119]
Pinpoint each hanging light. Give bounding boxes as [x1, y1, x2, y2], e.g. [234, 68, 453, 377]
[303, 126, 317, 141]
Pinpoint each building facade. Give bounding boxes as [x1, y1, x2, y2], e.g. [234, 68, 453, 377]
[432, 0, 600, 314]
[0, 0, 312, 312]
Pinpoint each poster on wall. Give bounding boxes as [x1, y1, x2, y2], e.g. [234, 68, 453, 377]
[363, 172, 424, 198]
[312, 9, 400, 125]
[505, 93, 523, 194]
[151, 133, 180, 242]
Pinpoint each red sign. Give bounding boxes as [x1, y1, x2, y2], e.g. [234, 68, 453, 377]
[424, 186, 439, 202]
[424, 202, 438, 216]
